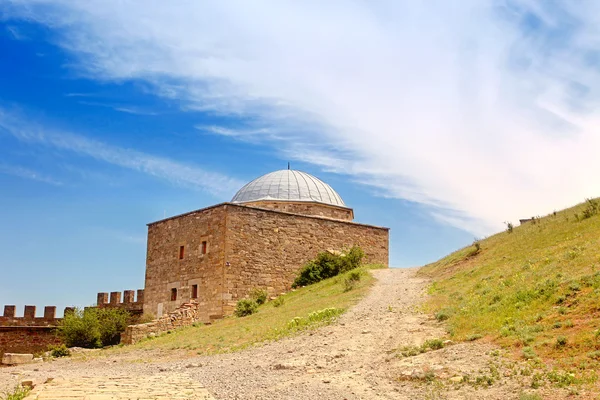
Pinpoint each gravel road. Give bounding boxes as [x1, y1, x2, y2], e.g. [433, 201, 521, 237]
[1, 268, 569, 399]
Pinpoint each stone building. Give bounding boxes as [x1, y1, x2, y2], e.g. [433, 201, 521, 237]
[143, 169, 389, 322]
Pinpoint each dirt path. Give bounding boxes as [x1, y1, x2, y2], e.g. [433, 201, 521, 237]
[1, 268, 554, 399]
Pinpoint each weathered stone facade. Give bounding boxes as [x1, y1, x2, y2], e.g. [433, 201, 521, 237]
[0, 305, 66, 357]
[144, 205, 228, 320]
[144, 202, 388, 321]
[122, 300, 204, 345]
[242, 200, 354, 221]
[96, 289, 144, 317]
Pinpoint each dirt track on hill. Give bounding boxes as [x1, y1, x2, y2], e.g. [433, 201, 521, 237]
[1, 268, 574, 399]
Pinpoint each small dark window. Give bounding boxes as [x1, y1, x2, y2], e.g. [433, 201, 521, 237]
[201, 241, 207, 254]
[179, 245, 185, 259]
[191, 284, 198, 299]
[170, 288, 177, 301]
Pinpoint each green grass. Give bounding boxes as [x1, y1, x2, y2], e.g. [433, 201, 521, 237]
[2, 386, 30, 400]
[110, 266, 378, 355]
[419, 199, 600, 372]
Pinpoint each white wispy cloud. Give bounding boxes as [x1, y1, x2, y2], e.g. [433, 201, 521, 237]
[5, 25, 27, 40]
[77, 100, 158, 116]
[0, 163, 62, 185]
[5, 1, 600, 234]
[0, 108, 244, 197]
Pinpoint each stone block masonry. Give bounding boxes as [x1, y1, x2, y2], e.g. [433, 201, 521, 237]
[122, 300, 206, 344]
[143, 202, 388, 321]
[0, 305, 69, 357]
[222, 204, 388, 314]
[96, 289, 144, 317]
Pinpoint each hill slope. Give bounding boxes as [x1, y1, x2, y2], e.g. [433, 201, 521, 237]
[420, 199, 600, 372]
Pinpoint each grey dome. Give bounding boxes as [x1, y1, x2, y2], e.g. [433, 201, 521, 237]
[232, 169, 346, 207]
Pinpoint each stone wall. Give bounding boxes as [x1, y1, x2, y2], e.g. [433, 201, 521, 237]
[96, 289, 144, 317]
[0, 305, 64, 327]
[0, 305, 68, 357]
[144, 205, 227, 320]
[242, 200, 354, 221]
[0, 327, 61, 357]
[143, 202, 389, 322]
[222, 204, 389, 314]
[121, 300, 204, 345]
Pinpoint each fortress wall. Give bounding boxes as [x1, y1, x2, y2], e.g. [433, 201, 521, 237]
[144, 205, 228, 321]
[222, 205, 389, 314]
[242, 200, 354, 221]
[96, 289, 144, 316]
[0, 305, 69, 357]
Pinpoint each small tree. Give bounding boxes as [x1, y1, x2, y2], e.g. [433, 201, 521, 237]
[58, 307, 130, 348]
[293, 246, 365, 287]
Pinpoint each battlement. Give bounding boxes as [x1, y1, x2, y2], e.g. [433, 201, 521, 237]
[96, 289, 144, 315]
[0, 305, 73, 327]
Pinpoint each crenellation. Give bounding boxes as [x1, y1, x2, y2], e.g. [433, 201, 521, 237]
[123, 290, 135, 304]
[109, 291, 121, 305]
[43, 306, 56, 320]
[24, 305, 36, 319]
[97, 292, 108, 305]
[3, 305, 15, 318]
[0, 304, 63, 327]
[95, 289, 144, 316]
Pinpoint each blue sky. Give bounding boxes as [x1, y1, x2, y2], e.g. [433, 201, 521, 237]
[1, 1, 599, 315]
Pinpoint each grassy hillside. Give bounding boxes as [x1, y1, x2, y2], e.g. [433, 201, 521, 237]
[117, 267, 379, 355]
[420, 199, 600, 373]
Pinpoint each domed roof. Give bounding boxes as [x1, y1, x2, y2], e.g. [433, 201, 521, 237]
[231, 169, 346, 207]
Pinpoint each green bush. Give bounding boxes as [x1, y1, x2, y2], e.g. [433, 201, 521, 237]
[343, 269, 363, 292]
[423, 338, 444, 350]
[49, 344, 70, 358]
[234, 299, 258, 317]
[556, 336, 568, 347]
[250, 288, 268, 305]
[272, 297, 285, 307]
[2, 385, 31, 400]
[435, 309, 451, 322]
[522, 346, 537, 360]
[58, 307, 130, 348]
[292, 246, 364, 288]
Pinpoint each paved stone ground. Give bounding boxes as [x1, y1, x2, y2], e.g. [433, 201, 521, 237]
[23, 375, 214, 400]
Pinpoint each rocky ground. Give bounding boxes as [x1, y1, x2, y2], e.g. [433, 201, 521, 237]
[1, 268, 577, 399]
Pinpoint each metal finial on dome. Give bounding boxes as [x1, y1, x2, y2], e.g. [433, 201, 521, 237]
[231, 169, 346, 207]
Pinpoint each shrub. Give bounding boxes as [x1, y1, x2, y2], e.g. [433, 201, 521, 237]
[272, 297, 285, 307]
[58, 307, 131, 348]
[466, 334, 482, 341]
[423, 338, 444, 350]
[581, 198, 599, 220]
[139, 313, 156, 324]
[250, 288, 268, 305]
[468, 242, 481, 257]
[49, 344, 70, 358]
[556, 336, 568, 347]
[587, 350, 600, 360]
[234, 299, 258, 317]
[522, 346, 537, 360]
[343, 269, 363, 292]
[2, 385, 31, 400]
[505, 222, 514, 233]
[286, 307, 344, 330]
[292, 246, 364, 288]
[435, 309, 451, 322]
